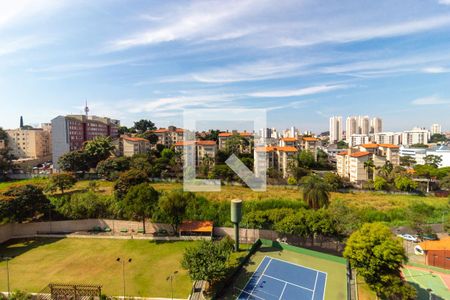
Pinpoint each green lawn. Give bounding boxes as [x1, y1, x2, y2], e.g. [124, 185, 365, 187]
[0, 238, 198, 298]
[220, 244, 347, 300]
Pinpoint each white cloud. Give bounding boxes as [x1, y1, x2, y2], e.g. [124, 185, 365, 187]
[412, 95, 450, 105]
[248, 84, 349, 98]
[438, 0, 450, 5]
[108, 0, 265, 51]
[0, 1, 65, 30]
[0, 36, 49, 56]
[422, 66, 450, 74]
[164, 60, 306, 84]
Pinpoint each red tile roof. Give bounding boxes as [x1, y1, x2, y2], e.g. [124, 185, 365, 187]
[122, 136, 148, 142]
[302, 137, 320, 142]
[337, 151, 348, 156]
[281, 138, 297, 142]
[174, 140, 216, 146]
[350, 151, 371, 158]
[419, 237, 450, 251]
[378, 144, 400, 149]
[218, 132, 253, 137]
[255, 146, 298, 152]
[360, 143, 379, 149]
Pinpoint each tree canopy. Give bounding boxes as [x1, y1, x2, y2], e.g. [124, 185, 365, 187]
[343, 222, 415, 299]
[159, 189, 194, 233]
[46, 173, 76, 194]
[301, 175, 331, 210]
[133, 119, 156, 133]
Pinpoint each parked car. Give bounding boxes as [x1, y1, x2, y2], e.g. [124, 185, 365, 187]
[418, 233, 439, 241]
[397, 234, 419, 243]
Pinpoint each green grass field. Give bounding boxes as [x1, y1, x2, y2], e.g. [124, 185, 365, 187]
[220, 244, 347, 300]
[0, 238, 198, 298]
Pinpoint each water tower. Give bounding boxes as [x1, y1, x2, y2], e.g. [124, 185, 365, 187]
[231, 199, 242, 252]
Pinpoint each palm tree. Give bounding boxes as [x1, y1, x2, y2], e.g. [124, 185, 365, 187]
[301, 175, 331, 210]
[364, 158, 376, 180]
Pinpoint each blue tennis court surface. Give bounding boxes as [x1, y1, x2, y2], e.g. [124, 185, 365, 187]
[237, 256, 327, 300]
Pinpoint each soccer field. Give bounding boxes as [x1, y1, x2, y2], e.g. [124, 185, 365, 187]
[0, 238, 198, 298]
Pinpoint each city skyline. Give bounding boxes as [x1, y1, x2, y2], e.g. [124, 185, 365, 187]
[1, 0, 450, 131]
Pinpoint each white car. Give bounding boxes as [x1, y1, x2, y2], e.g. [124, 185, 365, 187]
[397, 234, 419, 243]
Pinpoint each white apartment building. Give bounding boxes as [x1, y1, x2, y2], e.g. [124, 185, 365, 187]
[329, 116, 343, 143]
[374, 132, 401, 145]
[6, 127, 52, 161]
[346, 116, 382, 142]
[348, 134, 371, 147]
[401, 127, 430, 146]
[431, 124, 442, 135]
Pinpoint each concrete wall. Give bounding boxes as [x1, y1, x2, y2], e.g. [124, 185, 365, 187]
[0, 219, 175, 243]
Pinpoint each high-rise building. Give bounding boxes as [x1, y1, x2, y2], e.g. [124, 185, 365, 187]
[431, 124, 442, 135]
[359, 116, 370, 135]
[329, 116, 343, 143]
[374, 132, 401, 145]
[346, 116, 358, 142]
[52, 114, 120, 169]
[371, 117, 383, 134]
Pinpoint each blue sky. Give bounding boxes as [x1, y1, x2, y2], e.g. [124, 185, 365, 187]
[1, 0, 450, 133]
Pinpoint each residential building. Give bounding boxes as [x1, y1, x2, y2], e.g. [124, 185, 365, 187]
[254, 146, 298, 178]
[371, 117, 383, 134]
[374, 132, 401, 145]
[0, 140, 5, 150]
[260, 128, 272, 139]
[51, 114, 120, 169]
[417, 237, 450, 270]
[359, 116, 370, 135]
[151, 126, 185, 148]
[218, 131, 253, 153]
[431, 124, 442, 135]
[301, 137, 320, 160]
[115, 136, 150, 157]
[329, 116, 343, 143]
[401, 127, 430, 145]
[399, 146, 427, 165]
[6, 127, 52, 162]
[337, 143, 400, 183]
[348, 134, 371, 147]
[345, 116, 358, 142]
[174, 140, 217, 166]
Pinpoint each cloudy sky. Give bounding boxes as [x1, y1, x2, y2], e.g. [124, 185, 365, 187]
[1, 0, 450, 133]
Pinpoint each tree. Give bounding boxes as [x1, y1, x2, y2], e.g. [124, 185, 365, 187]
[394, 175, 418, 192]
[410, 143, 428, 149]
[182, 238, 234, 289]
[133, 119, 156, 133]
[275, 210, 311, 240]
[159, 189, 194, 233]
[121, 183, 159, 233]
[54, 191, 113, 219]
[140, 131, 159, 145]
[343, 223, 415, 300]
[84, 136, 114, 168]
[378, 161, 394, 179]
[337, 140, 348, 149]
[0, 185, 50, 223]
[373, 176, 389, 191]
[424, 154, 443, 168]
[400, 156, 416, 167]
[96, 156, 131, 180]
[0, 148, 14, 179]
[323, 172, 344, 191]
[58, 150, 89, 173]
[114, 169, 149, 199]
[46, 173, 76, 194]
[440, 174, 450, 190]
[297, 150, 315, 169]
[301, 175, 331, 210]
[364, 158, 376, 180]
[429, 133, 448, 143]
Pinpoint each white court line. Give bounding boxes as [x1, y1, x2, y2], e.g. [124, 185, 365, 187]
[261, 274, 315, 292]
[278, 282, 288, 300]
[248, 257, 273, 298]
[239, 291, 265, 300]
[311, 271, 319, 299]
[238, 256, 271, 300]
[269, 256, 328, 277]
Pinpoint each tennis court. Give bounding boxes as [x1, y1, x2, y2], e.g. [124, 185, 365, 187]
[238, 256, 327, 300]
